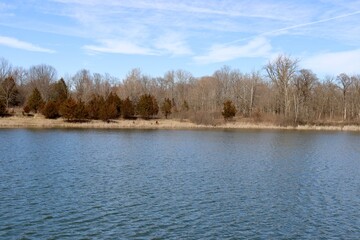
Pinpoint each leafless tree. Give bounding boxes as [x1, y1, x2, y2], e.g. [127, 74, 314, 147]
[27, 64, 57, 101]
[293, 69, 318, 122]
[265, 55, 298, 118]
[0, 58, 12, 81]
[337, 73, 353, 120]
[121, 68, 144, 101]
[72, 69, 94, 103]
[0, 76, 18, 108]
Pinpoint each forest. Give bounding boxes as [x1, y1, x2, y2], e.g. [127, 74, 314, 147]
[1, 55, 360, 126]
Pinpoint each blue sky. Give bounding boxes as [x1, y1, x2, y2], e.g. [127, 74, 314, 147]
[1, 0, 360, 79]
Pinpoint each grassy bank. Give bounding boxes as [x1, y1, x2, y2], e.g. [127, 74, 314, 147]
[1, 115, 360, 131]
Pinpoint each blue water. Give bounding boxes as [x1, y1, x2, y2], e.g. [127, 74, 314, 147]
[0, 129, 359, 239]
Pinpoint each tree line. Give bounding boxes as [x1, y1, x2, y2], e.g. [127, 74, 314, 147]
[1, 55, 359, 125]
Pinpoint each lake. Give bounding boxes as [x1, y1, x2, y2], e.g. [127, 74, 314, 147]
[0, 129, 359, 239]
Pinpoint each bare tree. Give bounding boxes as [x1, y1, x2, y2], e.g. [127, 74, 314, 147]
[11, 67, 28, 105]
[293, 69, 318, 122]
[265, 55, 298, 118]
[0, 60, 22, 108]
[93, 73, 114, 99]
[72, 69, 94, 103]
[0, 76, 19, 108]
[121, 68, 144, 101]
[27, 64, 57, 101]
[337, 73, 353, 120]
[0, 58, 12, 81]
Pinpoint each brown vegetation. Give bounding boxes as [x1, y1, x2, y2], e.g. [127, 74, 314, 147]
[0, 56, 360, 127]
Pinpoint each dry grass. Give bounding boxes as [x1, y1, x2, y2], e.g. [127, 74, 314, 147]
[1, 115, 360, 131]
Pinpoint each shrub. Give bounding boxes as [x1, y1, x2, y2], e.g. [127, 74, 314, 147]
[0, 99, 7, 116]
[42, 101, 60, 119]
[222, 100, 236, 120]
[189, 111, 218, 126]
[23, 105, 30, 114]
[181, 100, 189, 111]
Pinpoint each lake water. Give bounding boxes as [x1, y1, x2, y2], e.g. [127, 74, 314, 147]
[0, 129, 359, 239]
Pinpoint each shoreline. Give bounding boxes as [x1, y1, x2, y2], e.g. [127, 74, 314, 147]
[1, 116, 360, 132]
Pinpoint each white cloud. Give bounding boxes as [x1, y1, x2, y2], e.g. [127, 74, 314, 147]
[302, 49, 360, 75]
[194, 37, 272, 64]
[0, 36, 55, 53]
[83, 39, 157, 55]
[154, 32, 192, 56]
[52, 0, 302, 20]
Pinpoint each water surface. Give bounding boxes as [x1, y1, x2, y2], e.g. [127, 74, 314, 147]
[0, 129, 359, 239]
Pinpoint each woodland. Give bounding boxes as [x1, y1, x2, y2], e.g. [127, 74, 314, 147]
[1, 55, 359, 126]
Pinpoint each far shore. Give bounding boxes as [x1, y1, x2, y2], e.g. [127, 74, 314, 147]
[1, 115, 360, 132]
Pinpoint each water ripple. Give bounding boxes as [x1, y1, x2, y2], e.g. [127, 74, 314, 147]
[0, 129, 359, 239]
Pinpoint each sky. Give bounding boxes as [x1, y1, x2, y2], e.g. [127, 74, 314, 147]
[1, 0, 360, 80]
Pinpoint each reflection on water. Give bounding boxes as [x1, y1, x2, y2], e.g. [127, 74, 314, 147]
[0, 129, 359, 239]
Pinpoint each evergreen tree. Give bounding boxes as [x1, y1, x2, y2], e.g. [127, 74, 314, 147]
[59, 97, 77, 121]
[86, 95, 104, 120]
[222, 100, 236, 120]
[105, 92, 122, 118]
[121, 97, 135, 119]
[43, 79, 69, 118]
[161, 98, 172, 119]
[99, 95, 117, 122]
[73, 100, 88, 120]
[42, 101, 60, 119]
[137, 94, 159, 119]
[26, 88, 44, 113]
[152, 96, 159, 116]
[0, 99, 7, 116]
[50, 78, 68, 104]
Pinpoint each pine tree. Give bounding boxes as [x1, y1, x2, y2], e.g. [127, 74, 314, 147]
[26, 88, 44, 113]
[42, 100, 60, 119]
[106, 92, 122, 118]
[86, 95, 104, 120]
[0, 99, 7, 116]
[99, 99, 116, 122]
[161, 98, 172, 119]
[73, 100, 88, 121]
[121, 97, 135, 119]
[59, 97, 77, 121]
[137, 94, 159, 119]
[50, 78, 68, 104]
[222, 100, 236, 120]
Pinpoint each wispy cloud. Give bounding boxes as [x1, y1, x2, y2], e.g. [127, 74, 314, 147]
[83, 39, 157, 55]
[154, 32, 192, 56]
[3, 0, 360, 69]
[194, 37, 272, 64]
[303, 49, 360, 75]
[227, 9, 360, 45]
[46, 0, 317, 41]
[52, 0, 307, 21]
[0, 36, 55, 53]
